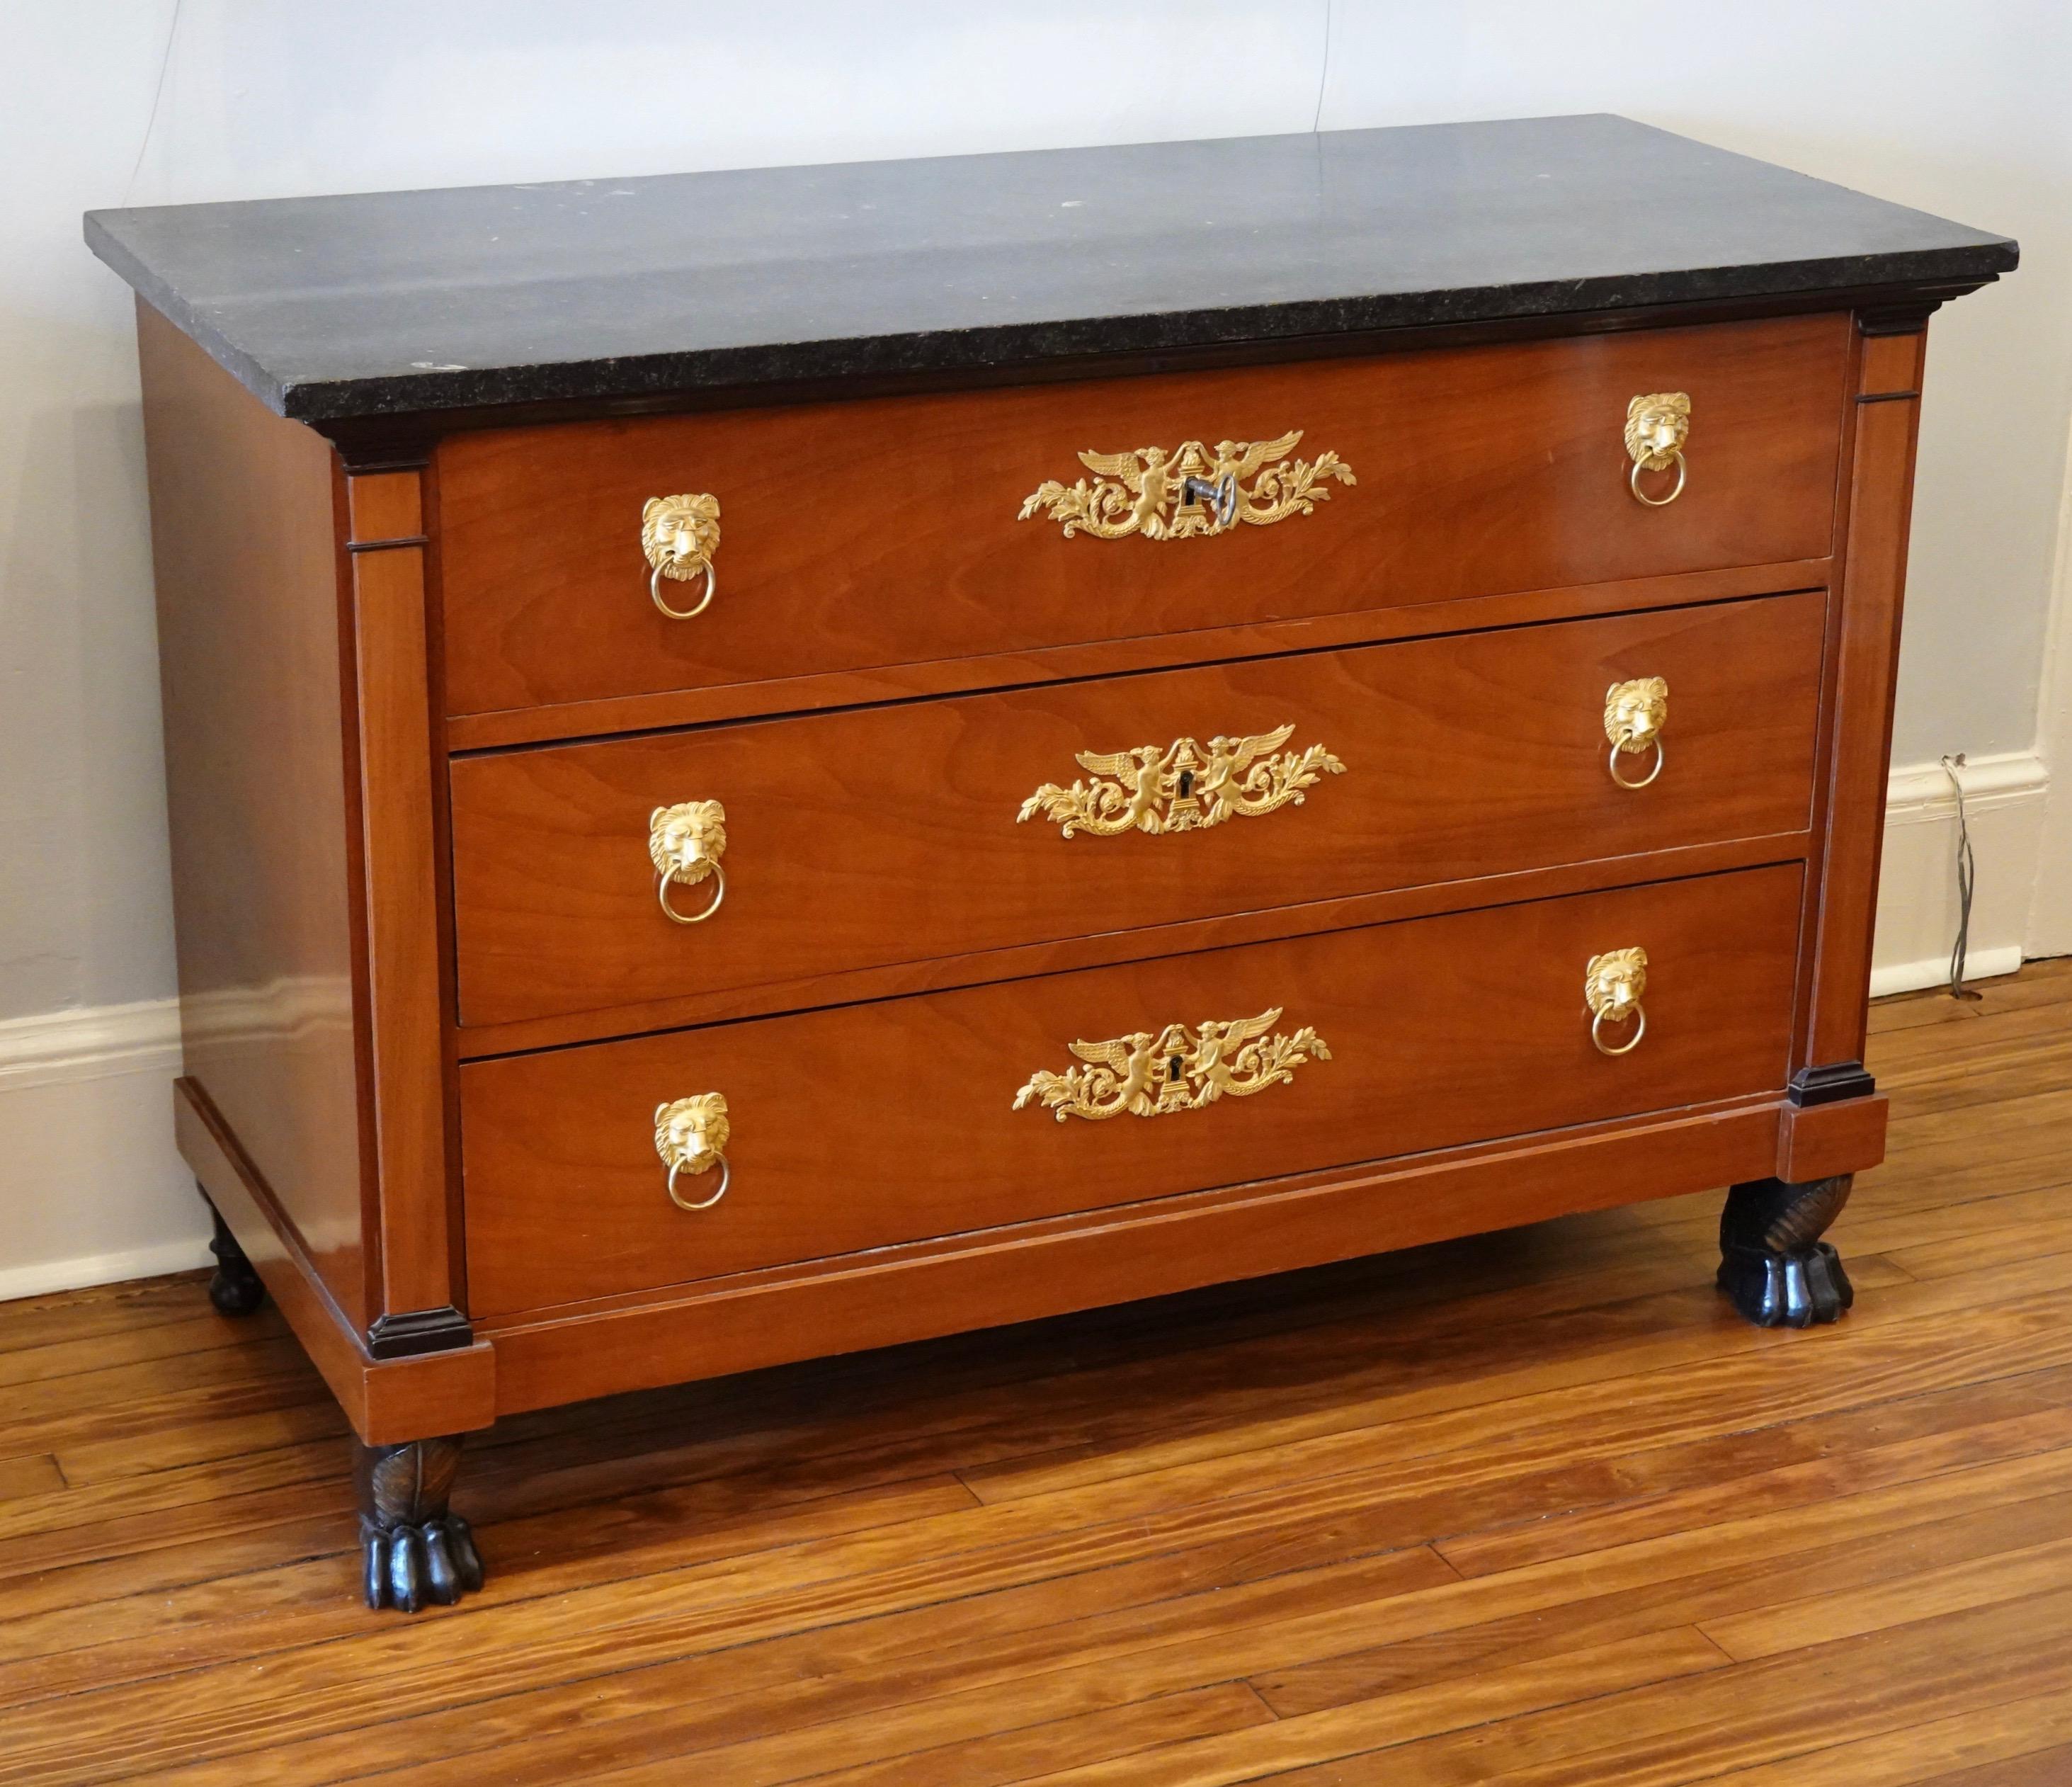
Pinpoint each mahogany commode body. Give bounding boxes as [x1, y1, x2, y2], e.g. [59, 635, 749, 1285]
[87, 115, 2016, 1611]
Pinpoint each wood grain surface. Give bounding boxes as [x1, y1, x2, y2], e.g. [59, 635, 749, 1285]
[459, 864, 1804, 1317]
[450, 591, 1824, 1031]
[137, 303, 375, 1328]
[0, 962, 2066, 1783]
[344, 470, 462, 1320]
[440, 560, 1835, 754]
[1802, 324, 1928, 1074]
[435, 314, 1848, 717]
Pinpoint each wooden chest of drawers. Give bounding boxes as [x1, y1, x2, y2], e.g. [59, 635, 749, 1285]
[88, 115, 2016, 1611]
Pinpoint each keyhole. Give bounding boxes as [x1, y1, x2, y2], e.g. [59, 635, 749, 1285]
[1168, 1057, 1184, 1082]
[1177, 768, 1195, 798]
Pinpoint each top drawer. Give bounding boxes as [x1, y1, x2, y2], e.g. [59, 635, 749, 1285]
[436, 314, 1848, 720]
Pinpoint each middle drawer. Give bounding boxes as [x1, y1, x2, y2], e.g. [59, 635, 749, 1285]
[450, 591, 1823, 1030]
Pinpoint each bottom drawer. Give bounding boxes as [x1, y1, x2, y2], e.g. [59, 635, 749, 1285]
[460, 864, 1803, 1317]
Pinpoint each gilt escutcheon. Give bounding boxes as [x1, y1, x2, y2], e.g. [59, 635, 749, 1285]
[1018, 725, 1345, 838]
[1013, 1008, 1331, 1123]
[1018, 431, 1353, 540]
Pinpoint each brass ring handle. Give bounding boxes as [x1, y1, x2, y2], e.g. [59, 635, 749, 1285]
[1629, 452, 1687, 507]
[666, 1152, 730, 1210]
[1624, 393, 1690, 507]
[649, 801, 728, 927]
[642, 493, 721, 619]
[1590, 1005, 1648, 1056]
[650, 557, 717, 620]
[656, 1093, 730, 1212]
[1585, 947, 1649, 1059]
[1608, 735, 1665, 790]
[658, 857, 726, 925]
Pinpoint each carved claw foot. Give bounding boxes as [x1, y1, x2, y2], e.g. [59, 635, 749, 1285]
[1718, 1173, 1856, 1328]
[355, 1436, 484, 1612]
[204, 1203, 266, 1316]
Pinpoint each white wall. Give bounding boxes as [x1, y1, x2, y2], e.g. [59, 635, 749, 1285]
[2, 1, 2067, 1295]
[1323, 1, 2072, 766]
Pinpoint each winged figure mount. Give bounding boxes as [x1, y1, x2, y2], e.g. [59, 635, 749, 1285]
[1017, 432, 1355, 540]
[1013, 1008, 1333, 1122]
[1018, 723, 1346, 839]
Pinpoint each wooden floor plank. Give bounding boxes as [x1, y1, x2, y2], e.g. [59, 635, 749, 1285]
[0, 1310, 297, 1392]
[1838, 1182, 2072, 1256]
[628, 1630, 1734, 1787]
[1013, 1591, 2072, 1786]
[797, 1684, 1280, 1787]
[1866, 987, 1979, 1034]
[1685, 1694, 2072, 1786]
[125, 1548, 1455, 1786]
[963, 1270, 2072, 1515]
[1700, 1527, 2072, 1660]
[0, 1334, 316, 1429]
[1923, 1742, 2072, 1787]
[0, 1452, 63, 1501]
[0, 1273, 226, 1356]
[124, 1462, 2072, 1787]
[35, 1430, 2072, 1784]
[1251, 1478, 2072, 1723]
[0, 965, 2066, 1785]
[1230, 1590, 2072, 1787]
[1430, 1382, 2072, 1578]
[17, 1276, 2065, 1722]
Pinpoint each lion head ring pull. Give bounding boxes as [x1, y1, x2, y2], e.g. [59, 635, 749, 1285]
[654, 1093, 730, 1210]
[1625, 392, 1690, 506]
[1604, 677, 1668, 790]
[649, 800, 727, 925]
[1585, 947, 1649, 1057]
[642, 493, 721, 619]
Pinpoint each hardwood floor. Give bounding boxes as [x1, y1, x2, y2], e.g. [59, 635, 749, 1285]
[6, 963, 2072, 1784]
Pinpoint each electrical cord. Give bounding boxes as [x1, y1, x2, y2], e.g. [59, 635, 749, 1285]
[1940, 753, 1981, 1001]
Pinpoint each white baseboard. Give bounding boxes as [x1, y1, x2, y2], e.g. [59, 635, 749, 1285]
[0, 997, 186, 1089]
[0, 997, 212, 1304]
[0, 1237, 217, 1305]
[0, 751, 2054, 1301]
[1868, 941, 2026, 999]
[1871, 749, 2050, 997]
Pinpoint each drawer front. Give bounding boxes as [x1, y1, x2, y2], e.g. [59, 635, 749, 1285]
[450, 592, 1823, 1030]
[460, 866, 1802, 1317]
[436, 314, 1846, 717]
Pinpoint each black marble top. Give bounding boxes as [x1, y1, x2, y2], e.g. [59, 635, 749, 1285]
[85, 115, 2015, 425]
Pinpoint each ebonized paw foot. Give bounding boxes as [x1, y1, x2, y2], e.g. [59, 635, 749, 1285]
[355, 1436, 484, 1612]
[362, 1511, 484, 1612]
[205, 1204, 266, 1316]
[1719, 1237, 1854, 1327]
[1717, 1174, 1856, 1328]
